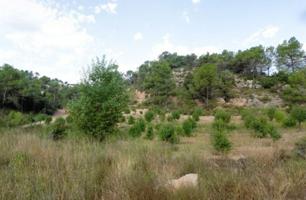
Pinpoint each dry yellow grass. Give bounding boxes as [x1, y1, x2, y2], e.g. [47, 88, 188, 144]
[0, 120, 305, 200]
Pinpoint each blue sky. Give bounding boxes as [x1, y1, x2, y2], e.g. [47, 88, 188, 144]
[0, 0, 306, 83]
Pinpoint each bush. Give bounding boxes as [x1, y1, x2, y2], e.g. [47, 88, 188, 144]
[282, 117, 297, 128]
[182, 119, 193, 137]
[212, 131, 232, 153]
[266, 107, 277, 121]
[51, 118, 66, 140]
[192, 107, 204, 121]
[144, 111, 155, 122]
[137, 118, 146, 132]
[212, 119, 228, 133]
[274, 110, 286, 123]
[128, 116, 135, 125]
[264, 124, 281, 141]
[214, 109, 231, 124]
[250, 117, 268, 138]
[7, 111, 30, 127]
[158, 123, 179, 144]
[294, 137, 306, 159]
[145, 124, 154, 140]
[45, 116, 52, 125]
[33, 113, 48, 122]
[175, 126, 184, 136]
[290, 106, 306, 128]
[171, 111, 181, 120]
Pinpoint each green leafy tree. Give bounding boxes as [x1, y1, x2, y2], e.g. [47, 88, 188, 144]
[192, 64, 218, 106]
[143, 61, 176, 106]
[276, 37, 305, 72]
[69, 56, 128, 139]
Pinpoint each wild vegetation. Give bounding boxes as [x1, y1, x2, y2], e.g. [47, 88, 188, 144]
[0, 36, 306, 199]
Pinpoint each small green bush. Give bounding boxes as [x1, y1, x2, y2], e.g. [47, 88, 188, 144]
[171, 111, 181, 120]
[192, 107, 204, 122]
[182, 119, 193, 137]
[128, 116, 135, 125]
[7, 111, 29, 127]
[266, 107, 277, 121]
[274, 110, 286, 123]
[145, 124, 154, 140]
[128, 120, 145, 138]
[175, 126, 184, 136]
[45, 116, 52, 125]
[212, 119, 228, 133]
[212, 131, 232, 153]
[66, 116, 73, 124]
[214, 109, 231, 124]
[294, 137, 306, 159]
[137, 118, 146, 132]
[51, 118, 66, 140]
[290, 107, 306, 128]
[264, 124, 281, 141]
[33, 113, 48, 122]
[158, 123, 179, 144]
[144, 111, 155, 122]
[282, 117, 297, 128]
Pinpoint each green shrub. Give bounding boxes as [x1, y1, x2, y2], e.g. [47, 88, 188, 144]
[264, 124, 281, 141]
[158, 123, 179, 144]
[45, 116, 52, 125]
[294, 137, 306, 159]
[290, 106, 306, 128]
[51, 118, 66, 140]
[182, 119, 193, 137]
[214, 109, 231, 124]
[128, 125, 141, 138]
[175, 126, 184, 136]
[145, 124, 154, 140]
[128, 116, 135, 125]
[66, 116, 73, 124]
[250, 117, 268, 138]
[283, 117, 297, 128]
[274, 110, 286, 123]
[212, 131, 232, 153]
[137, 118, 146, 132]
[266, 107, 277, 121]
[144, 111, 155, 122]
[33, 113, 48, 122]
[7, 111, 29, 127]
[171, 111, 181, 120]
[192, 107, 204, 122]
[212, 119, 228, 133]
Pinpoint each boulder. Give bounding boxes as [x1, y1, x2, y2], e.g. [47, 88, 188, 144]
[168, 173, 198, 190]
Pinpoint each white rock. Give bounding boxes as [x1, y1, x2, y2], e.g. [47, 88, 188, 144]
[168, 173, 198, 190]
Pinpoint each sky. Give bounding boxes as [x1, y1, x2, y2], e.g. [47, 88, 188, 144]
[0, 0, 306, 83]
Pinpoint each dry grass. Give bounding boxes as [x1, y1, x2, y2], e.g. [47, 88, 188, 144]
[0, 123, 306, 200]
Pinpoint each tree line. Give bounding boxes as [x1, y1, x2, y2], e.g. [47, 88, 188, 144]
[128, 37, 306, 108]
[0, 64, 78, 114]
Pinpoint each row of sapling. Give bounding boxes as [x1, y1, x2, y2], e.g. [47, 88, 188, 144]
[241, 109, 281, 140]
[264, 106, 306, 129]
[211, 109, 232, 153]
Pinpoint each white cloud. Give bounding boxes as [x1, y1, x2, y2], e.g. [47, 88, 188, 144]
[133, 32, 143, 41]
[151, 33, 219, 58]
[192, 0, 201, 4]
[244, 25, 280, 45]
[0, 0, 96, 83]
[95, 0, 118, 14]
[182, 11, 190, 23]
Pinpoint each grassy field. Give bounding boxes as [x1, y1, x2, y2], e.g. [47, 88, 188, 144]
[0, 119, 306, 200]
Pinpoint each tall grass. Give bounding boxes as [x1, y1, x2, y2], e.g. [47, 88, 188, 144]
[1, 127, 306, 199]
